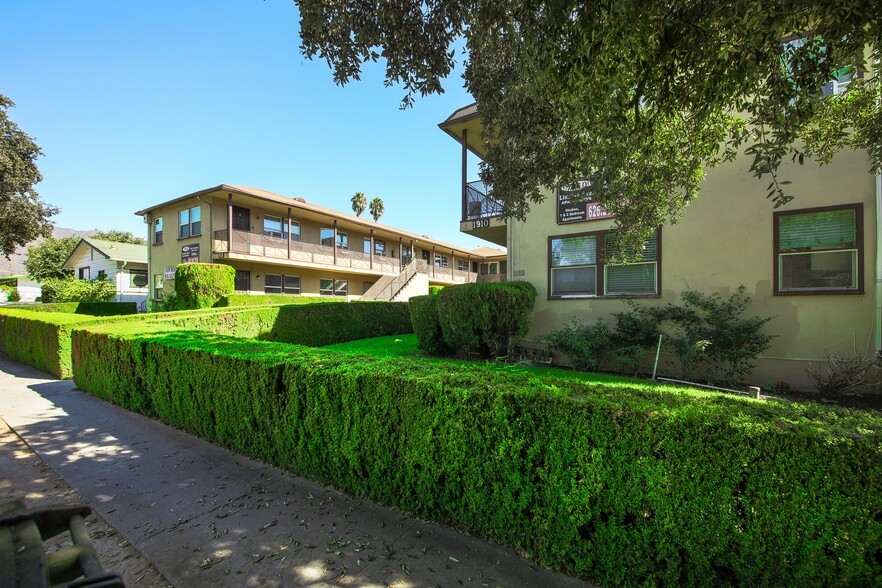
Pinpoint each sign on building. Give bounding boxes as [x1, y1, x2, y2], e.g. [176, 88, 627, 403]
[163, 266, 176, 280]
[181, 244, 200, 263]
[557, 180, 613, 224]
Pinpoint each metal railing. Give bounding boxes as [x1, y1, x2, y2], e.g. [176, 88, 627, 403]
[463, 180, 504, 221]
[363, 260, 429, 301]
[214, 229, 400, 273]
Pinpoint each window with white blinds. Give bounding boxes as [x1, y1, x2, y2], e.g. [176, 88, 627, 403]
[550, 231, 660, 298]
[775, 205, 861, 293]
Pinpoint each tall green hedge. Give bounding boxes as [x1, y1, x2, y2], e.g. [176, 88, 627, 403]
[70, 326, 882, 586]
[215, 294, 337, 307]
[9, 302, 138, 316]
[408, 295, 447, 355]
[175, 263, 235, 309]
[0, 310, 105, 377]
[433, 281, 537, 357]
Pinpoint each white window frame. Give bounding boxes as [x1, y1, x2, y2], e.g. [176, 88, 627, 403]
[178, 206, 201, 239]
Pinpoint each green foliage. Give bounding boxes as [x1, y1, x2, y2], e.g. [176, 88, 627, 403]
[0, 309, 105, 377]
[215, 294, 333, 307]
[0, 94, 57, 258]
[296, 1, 882, 249]
[428, 285, 445, 296]
[368, 197, 384, 222]
[408, 295, 448, 355]
[0, 284, 20, 302]
[40, 276, 117, 303]
[24, 235, 79, 281]
[435, 281, 537, 357]
[89, 230, 146, 245]
[12, 302, 137, 316]
[174, 263, 235, 309]
[539, 318, 614, 372]
[350, 191, 367, 217]
[71, 324, 882, 585]
[153, 291, 182, 312]
[265, 301, 413, 346]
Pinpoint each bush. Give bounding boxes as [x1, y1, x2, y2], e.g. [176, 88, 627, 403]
[539, 318, 614, 371]
[8, 302, 137, 316]
[266, 301, 413, 346]
[0, 310, 104, 377]
[215, 294, 333, 307]
[806, 352, 882, 396]
[408, 295, 448, 355]
[40, 276, 116, 303]
[0, 284, 20, 302]
[174, 263, 235, 309]
[71, 325, 882, 586]
[435, 281, 537, 357]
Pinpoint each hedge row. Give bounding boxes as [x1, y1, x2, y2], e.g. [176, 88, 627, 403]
[8, 302, 138, 316]
[215, 294, 336, 307]
[0, 301, 411, 378]
[70, 326, 882, 586]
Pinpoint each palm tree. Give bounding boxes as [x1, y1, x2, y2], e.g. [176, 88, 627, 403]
[369, 198, 385, 222]
[350, 191, 367, 217]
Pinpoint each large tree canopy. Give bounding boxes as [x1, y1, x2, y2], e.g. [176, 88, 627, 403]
[0, 94, 57, 258]
[296, 0, 881, 247]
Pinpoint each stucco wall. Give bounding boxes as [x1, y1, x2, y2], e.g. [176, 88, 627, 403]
[508, 148, 878, 391]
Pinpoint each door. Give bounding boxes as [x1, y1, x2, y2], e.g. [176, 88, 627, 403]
[232, 206, 250, 231]
[234, 270, 251, 292]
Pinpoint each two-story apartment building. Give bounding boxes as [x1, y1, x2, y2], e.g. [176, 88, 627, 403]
[440, 103, 881, 391]
[135, 185, 505, 303]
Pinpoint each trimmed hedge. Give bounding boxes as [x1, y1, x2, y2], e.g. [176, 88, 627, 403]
[9, 302, 138, 316]
[71, 326, 882, 586]
[408, 295, 447, 355]
[175, 263, 235, 309]
[215, 294, 335, 307]
[0, 310, 107, 377]
[434, 281, 537, 357]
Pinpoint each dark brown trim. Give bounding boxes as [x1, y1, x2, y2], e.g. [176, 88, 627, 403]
[547, 228, 663, 300]
[772, 202, 864, 296]
[227, 195, 233, 254]
[461, 129, 468, 222]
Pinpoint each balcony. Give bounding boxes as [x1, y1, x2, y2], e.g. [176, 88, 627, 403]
[213, 229, 399, 274]
[460, 181, 507, 247]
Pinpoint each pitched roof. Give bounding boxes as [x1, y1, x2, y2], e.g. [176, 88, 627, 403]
[62, 238, 147, 269]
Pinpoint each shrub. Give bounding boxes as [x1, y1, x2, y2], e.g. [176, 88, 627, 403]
[7, 302, 137, 316]
[40, 276, 116, 303]
[428, 285, 445, 296]
[174, 263, 235, 309]
[0, 284, 20, 302]
[539, 318, 614, 371]
[0, 310, 104, 377]
[408, 295, 448, 355]
[435, 281, 537, 357]
[71, 325, 882, 586]
[265, 301, 413, 346]
[215, 294, 333, 307]
[153, 291, 183, 312]
[806, 352, 881, 396]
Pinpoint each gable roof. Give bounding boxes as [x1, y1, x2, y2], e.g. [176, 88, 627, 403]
[62, 238, 148, 270]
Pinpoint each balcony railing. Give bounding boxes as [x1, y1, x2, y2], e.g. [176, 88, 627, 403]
[463, 180, 504, 222]
[214, 229, 400, 273]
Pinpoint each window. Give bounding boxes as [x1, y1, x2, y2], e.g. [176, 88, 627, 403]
[130, 270, 148, 288]
[78, 267, 90, 280]
[375, 240, 386, 256]
[775, 204, 861, 294]
[337, 232, 348, 250]
[97, 270, 107, 281]
[364, 238, 371, 254]
[320, 278, 348, 297]
[434, 255, 449, 268]
[284, 275, 300, 294]
[234, 270, 250, 292]
[265, 274, 282, 294]
[549, 230, 660, 298]
[178, 206, 201, 238]
[481, 261, 499, 275]
[457, 259, 469, 272]
[263, 215, 287, 239]
[290, 221, 301, 242]
[154, 217, 163, 244]
[153, 274, 164, 300]
[320, 228, 334, 247]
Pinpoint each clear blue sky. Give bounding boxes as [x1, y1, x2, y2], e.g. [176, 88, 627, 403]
[1, 0, 488, 249]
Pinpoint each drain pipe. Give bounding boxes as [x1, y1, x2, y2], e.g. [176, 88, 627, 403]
[875, 171, 881, 357]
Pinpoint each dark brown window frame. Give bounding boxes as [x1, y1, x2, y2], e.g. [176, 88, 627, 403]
[773, 202, 864, 296]
[547, 228, 662, 300]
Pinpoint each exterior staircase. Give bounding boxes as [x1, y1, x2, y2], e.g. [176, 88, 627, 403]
[361, 260, 429, 301]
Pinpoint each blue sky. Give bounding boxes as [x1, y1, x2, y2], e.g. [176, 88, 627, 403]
[1, 0, 486, 249]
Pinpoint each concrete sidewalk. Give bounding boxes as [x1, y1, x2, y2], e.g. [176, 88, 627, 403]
[0, 356, 590, 587]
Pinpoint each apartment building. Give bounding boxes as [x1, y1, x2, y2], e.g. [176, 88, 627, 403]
[440, 103, 881, 390]
[135, 185, 505, 303]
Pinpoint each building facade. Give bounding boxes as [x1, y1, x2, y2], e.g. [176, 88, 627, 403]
[136, 185, 505, 304]
[62, 238, 150, 308]
[440, 104, 881, 391]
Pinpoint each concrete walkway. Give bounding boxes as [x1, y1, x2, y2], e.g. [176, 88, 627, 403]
[0, 356, 590, 587]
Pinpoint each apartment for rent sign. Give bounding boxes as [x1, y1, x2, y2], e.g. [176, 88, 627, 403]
[557, 180, 613, 224]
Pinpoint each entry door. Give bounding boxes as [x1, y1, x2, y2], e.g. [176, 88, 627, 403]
[421, 250, 430, 262]
[234, 270, 251, 292]
[232, 206, 251, 231]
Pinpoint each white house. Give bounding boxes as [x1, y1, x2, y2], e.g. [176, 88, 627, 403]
[62, 238, 149, 309]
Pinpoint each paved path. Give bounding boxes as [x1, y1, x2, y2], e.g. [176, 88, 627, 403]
[0, 356, 590, 587]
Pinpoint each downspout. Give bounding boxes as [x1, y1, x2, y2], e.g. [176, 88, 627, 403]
[875, 171, 881, 356]
[144, 213, 152, 310]
[196, 195, 213, 262]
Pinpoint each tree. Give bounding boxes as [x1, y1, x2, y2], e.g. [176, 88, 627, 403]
[24, 235, 80, 281]
[0, 94, 58, 258]
[295, 0, 881, 248]
[91, 229, 146, 245]
[369, 197, 385, 222]
[350, 191, 367, 217]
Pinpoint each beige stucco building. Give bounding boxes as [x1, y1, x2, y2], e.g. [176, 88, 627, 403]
[441, 103, 881, 391]
[135, 185, 505, 304]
